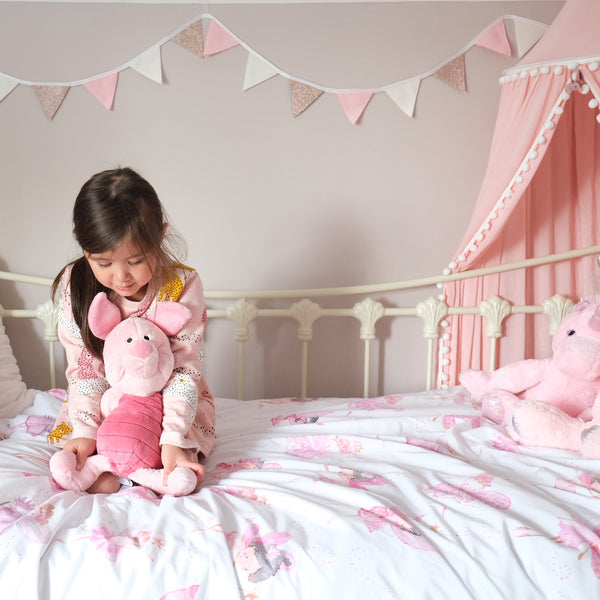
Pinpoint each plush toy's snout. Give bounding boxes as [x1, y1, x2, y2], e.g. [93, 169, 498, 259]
[130, 340, 153, 360]
[103, 317, 175, 397]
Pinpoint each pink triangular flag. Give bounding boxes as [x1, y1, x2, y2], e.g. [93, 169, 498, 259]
[33, 85, 69, 119]
[337, 92, 373, 124]
[434, 55, 466, 92]
[476, 20, 511, 56]
[203, 21, 240, 57]
[84, 72, 118, 110]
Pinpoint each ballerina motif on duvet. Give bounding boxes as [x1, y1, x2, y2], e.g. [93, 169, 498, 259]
[358, 505, 435, 551]
[0, 499, 55, 544]
[234, 523, 294, 583]
[425, 473, 511, 511]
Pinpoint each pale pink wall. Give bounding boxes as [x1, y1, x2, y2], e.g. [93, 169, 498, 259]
[0, 1, 563, 398]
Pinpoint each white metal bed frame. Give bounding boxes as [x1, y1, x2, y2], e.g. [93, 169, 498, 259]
[1, 245, 599, 399]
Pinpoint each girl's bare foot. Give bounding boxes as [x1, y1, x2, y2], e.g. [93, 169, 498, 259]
[86, 472, 120, 494]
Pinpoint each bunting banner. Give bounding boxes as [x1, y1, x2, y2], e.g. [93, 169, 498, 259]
[0, 13, 549, 123]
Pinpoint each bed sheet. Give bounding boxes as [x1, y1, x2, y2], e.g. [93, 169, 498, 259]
[1, 387, 600, 599]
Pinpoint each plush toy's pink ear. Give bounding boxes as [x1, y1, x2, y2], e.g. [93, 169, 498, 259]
[88, 292, 122, 340]
[149, 301, 192, 336]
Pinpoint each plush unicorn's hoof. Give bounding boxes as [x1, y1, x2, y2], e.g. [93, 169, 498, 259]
[582, 426, 600, 458]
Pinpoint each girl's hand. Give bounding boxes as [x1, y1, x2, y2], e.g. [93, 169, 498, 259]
[161, 444, 205, 488]
[63, 437, 96, 470]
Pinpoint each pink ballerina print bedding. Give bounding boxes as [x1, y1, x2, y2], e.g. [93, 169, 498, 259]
[1, 387, 600, 599]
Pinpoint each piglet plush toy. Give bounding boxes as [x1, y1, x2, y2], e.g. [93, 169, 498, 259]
[50, 292, 198, 496]
[460, 296, 600, 457]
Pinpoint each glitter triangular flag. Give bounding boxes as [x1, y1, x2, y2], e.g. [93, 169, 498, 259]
[290, 81, 324, 117]
[434, 55, 466, 92]
[33, 85, 69, 119]
[174, 20, 204, 57]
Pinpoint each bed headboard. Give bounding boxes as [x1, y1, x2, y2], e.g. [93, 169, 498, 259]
[1, 246, 598, 399]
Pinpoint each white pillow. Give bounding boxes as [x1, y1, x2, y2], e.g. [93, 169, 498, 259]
[0, 313, 36, 418]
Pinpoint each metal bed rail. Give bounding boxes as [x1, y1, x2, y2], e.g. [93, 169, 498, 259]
[1, 244, 598, 399]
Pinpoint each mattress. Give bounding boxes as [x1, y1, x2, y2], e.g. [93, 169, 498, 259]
[1, 387, 600, 599]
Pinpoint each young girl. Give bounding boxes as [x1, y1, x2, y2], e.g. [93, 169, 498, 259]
[47, 167, 215, 494]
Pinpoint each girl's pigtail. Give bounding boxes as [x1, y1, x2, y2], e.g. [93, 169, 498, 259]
[69, 258, 106, 360]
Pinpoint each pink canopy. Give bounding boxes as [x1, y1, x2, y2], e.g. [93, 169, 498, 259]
[440, 0, 600, 386]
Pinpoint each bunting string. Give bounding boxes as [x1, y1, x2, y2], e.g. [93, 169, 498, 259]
[0, 13, 549, 123]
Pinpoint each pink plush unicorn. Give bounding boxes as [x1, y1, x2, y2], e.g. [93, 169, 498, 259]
[460, 296, 600, 457]
[50, 292, 198, 496]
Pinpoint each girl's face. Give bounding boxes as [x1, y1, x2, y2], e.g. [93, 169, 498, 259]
[85, 238, 156, 302]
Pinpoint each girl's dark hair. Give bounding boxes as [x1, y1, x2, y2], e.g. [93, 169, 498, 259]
[53, 167, 182, 358]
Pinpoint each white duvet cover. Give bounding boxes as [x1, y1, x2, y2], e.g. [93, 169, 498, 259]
[1, 388, 600, 599]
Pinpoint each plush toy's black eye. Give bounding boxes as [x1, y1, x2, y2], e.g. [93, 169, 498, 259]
[126, 338, 133, 343]
[144, 335, 150, 341]
[568, 330, 576, 336]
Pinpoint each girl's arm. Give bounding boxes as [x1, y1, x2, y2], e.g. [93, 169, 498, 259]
[55, 269, 108, 441]
[158, 268, 216, 459]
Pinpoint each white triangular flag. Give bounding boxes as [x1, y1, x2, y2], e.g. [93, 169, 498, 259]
[0, 73, 18, 102]
[385, 79, 420, 118]
[130, 46, 163, 84]
[243, 53, 279, 91]
[514, 19, 548, 58]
